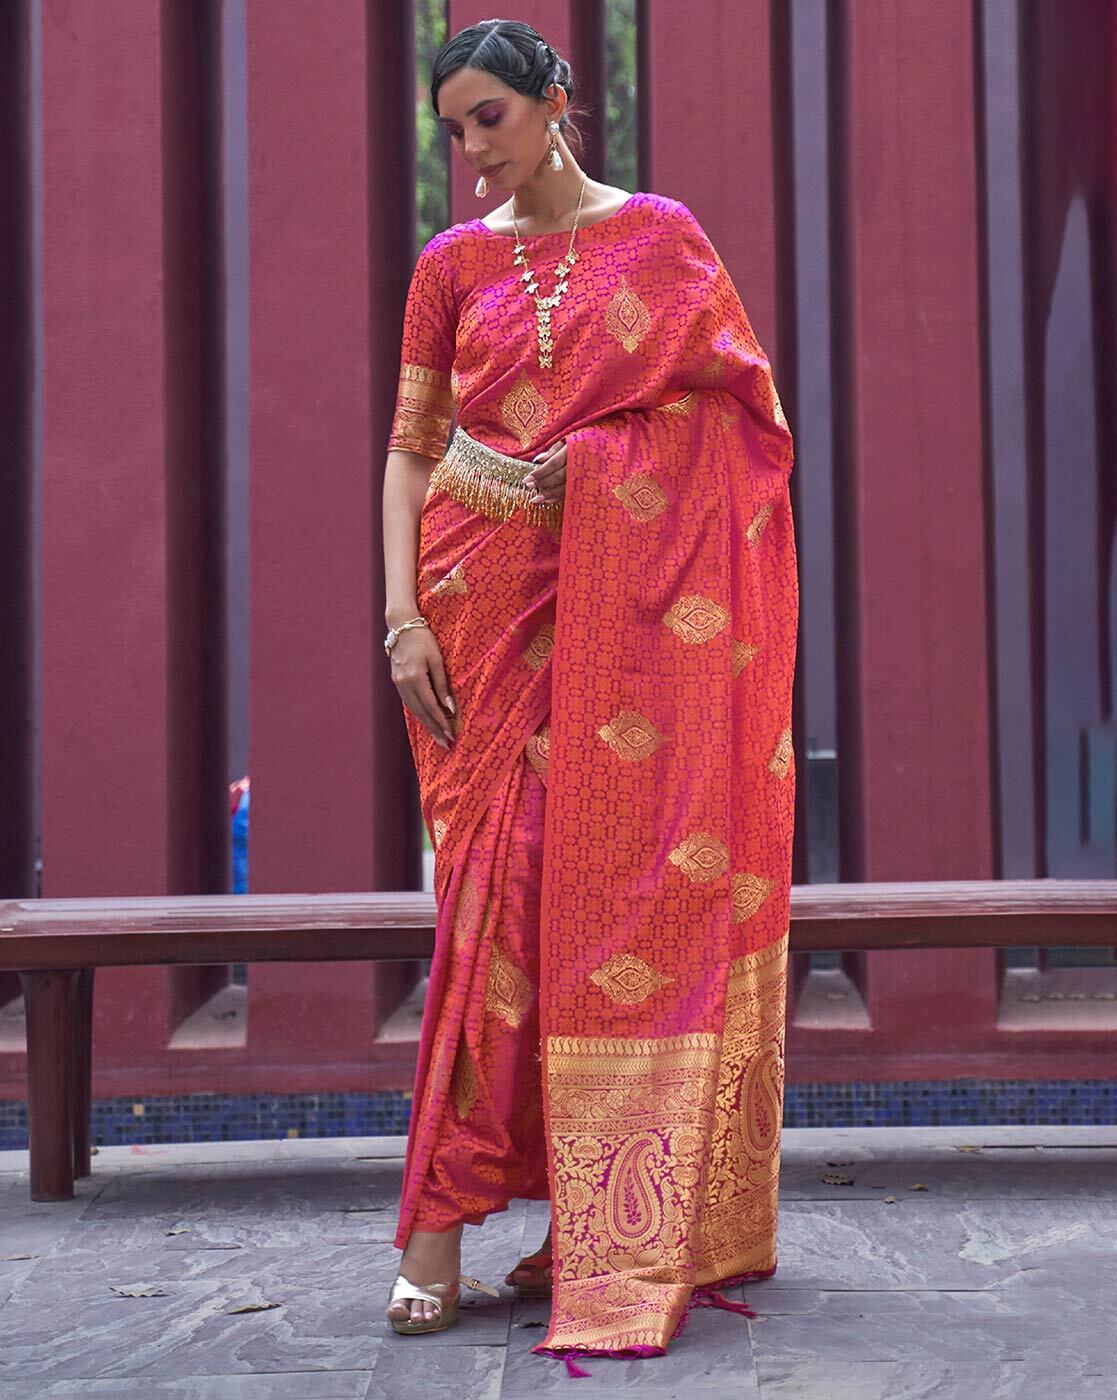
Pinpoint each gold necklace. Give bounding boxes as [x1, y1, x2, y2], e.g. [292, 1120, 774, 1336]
[511, 176, 587, 369]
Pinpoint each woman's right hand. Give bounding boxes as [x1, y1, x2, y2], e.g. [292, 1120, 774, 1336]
[389, 625, 456, 749]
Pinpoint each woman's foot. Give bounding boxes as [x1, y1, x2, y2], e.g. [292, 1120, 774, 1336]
[387, 1223, 464, 1327]
[506, 1219, 553, 1293]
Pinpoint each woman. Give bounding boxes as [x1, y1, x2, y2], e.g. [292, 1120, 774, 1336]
[381, 19, 797, 1374]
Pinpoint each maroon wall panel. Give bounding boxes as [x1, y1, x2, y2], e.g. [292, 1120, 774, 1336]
[38, 1, 174, 1053]
[246, 0, 388, 1067]
[639, 0, 784, 368]
[827, 0, 996, 1061]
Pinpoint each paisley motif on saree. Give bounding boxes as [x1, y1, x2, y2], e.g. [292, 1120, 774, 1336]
[388, 193, 797, 1365]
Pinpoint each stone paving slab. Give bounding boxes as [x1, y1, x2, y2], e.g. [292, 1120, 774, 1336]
[0, 1374, 375, 1399]
[0, 1240, 389, 1383]
[0, 1125, 1113, 1398]
[774, 1196, 1117, 1289]
[753, 1358, 1112, 1399]
[370, 1344, 507, 1400]
[779, 1136, 1117, 1199]
[747, 1283, 1114, 1370]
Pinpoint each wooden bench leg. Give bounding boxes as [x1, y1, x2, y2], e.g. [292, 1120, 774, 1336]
[19, 969, 79, 1201]
[72, 968, 95, 1178]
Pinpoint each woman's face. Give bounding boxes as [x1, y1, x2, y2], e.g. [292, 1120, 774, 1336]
[436, 66, 563, 187]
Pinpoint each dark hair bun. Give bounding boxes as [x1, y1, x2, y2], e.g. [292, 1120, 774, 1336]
[431, 20, 586, 161]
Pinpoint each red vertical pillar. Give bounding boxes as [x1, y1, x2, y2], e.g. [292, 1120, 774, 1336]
[246, 2, 385, 1067]
[39, 2, 173, 1049]
[639, 0, 784, 364]
[837, 2, 996, 1046]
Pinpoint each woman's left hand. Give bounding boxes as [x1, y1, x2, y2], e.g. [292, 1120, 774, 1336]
[525, 437, 567, 505]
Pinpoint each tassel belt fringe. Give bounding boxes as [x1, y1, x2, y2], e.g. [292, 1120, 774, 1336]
[427, 426, 564, 528]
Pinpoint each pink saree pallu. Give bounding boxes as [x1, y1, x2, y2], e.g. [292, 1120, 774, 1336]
[388, 193, 797, 1370]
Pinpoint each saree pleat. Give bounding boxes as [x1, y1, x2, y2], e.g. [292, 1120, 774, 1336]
[394, 477, 561, 1244]
[388, 191, 797, 1366]
[406, 736, 552, 1232]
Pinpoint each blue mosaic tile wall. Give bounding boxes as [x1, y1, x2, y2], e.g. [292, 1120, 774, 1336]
[1, 1078, 1114, 1151]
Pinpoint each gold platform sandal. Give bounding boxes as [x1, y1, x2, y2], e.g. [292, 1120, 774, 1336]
[386, 1273, 500, 1335]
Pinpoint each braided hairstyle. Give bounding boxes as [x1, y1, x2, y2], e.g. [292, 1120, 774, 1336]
[430, 19, 586, 161]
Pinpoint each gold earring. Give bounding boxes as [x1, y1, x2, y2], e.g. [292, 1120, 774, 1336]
[547, 119, 563, 171]
[474, 173, 488, 197]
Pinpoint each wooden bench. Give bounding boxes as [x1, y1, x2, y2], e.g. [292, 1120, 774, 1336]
[2, 880, 1114, 1200]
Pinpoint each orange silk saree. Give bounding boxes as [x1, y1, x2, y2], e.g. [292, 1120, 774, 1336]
[386, 192, 797, 1371]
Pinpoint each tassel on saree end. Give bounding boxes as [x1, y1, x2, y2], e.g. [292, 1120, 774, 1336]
[531, 1345, 592, 1377]
[563, 1350, 593, 1378]
[536, 1342, 665, 1374]
[668, 1280, 760, 1345]
[694, 1288, 756, 1317]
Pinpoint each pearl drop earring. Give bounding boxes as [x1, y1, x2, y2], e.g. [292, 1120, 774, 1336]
[547, 120, 563, 171]
[474, 173, 488, 197]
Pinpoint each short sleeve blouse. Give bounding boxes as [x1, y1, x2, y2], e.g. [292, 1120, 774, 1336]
[386, 232, 459, 460]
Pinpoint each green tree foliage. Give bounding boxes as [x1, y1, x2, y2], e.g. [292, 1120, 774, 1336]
[604, 0, 637, 193]
[415, 0, 448, 253]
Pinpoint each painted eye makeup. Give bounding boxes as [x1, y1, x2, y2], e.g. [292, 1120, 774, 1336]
[443, 110, 502, 138]
[448, 120, 500, 138]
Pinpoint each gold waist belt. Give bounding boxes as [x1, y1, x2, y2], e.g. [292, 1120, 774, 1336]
[427, 426, 563, 529]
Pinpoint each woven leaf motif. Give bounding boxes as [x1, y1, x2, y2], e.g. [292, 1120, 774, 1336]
[731, 639, 760, 676]
[597, 710, 667, 762]
[663, 595, 731, 645]
[747, 502, 775, 545]
[500, 371, 549, 448]
[522, 622, 555, 671]
[768, 728, 793, 779]
[590, 953, 676, 1005]
[613, 472, 668, 521]
[450, 1039, 478, 1118]
[731, 872, 776, 921]
[525, 722, 551, 779]
[431, 563, 467, 597]
[485, 944, 534, 1029]
[668, 832, 729, 883]
[604, 276, 651, 352]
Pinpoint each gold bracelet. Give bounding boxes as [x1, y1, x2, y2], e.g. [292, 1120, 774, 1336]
[384, 616, 428, 657]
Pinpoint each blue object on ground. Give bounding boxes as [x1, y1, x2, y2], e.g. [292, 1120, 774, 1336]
[232, 786, 249, 893]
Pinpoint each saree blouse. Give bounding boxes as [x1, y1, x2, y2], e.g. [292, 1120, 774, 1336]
[387, 191, 788, 468]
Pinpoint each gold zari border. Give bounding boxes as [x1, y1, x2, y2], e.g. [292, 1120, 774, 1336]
[388, 361, 454, 461]
[541, 931, 790, 1351]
